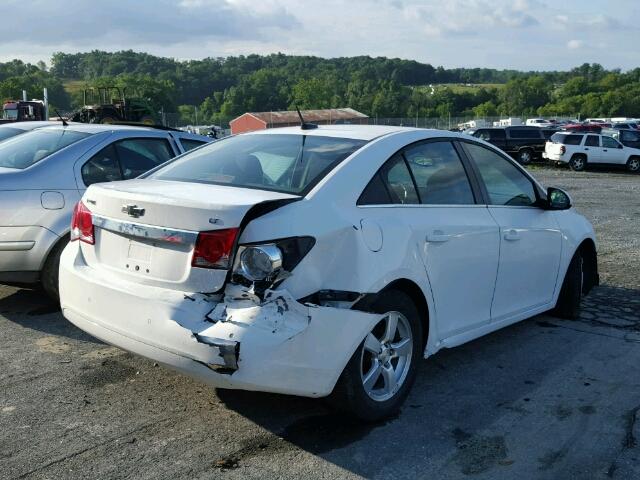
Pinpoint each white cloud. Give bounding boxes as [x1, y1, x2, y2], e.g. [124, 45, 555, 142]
[0, 0, 638, 70]
[567, 39, 583, 50]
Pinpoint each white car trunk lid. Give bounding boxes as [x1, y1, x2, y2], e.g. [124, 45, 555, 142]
[80, 179, 297, 292]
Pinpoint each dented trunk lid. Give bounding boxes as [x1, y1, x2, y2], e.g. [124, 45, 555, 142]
[80, 179, 298, 293]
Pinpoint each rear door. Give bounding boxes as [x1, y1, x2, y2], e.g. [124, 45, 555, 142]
[461, 141, 562, 320]
[583, 135, 602, 163]
[359, 139, 500, 338]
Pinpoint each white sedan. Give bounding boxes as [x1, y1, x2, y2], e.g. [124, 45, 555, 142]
[59, 125, 599, 420]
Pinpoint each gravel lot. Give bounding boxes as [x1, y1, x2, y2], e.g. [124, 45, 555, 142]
[1, 166, 639, 480]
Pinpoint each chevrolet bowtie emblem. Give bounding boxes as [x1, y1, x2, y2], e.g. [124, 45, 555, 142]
[122, 204, 145, 218]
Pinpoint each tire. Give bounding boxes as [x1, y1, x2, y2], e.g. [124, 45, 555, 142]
[517, 149, 533, 165]
[330, 290, 423, 422]
[627, 156, 640, 173]
[552, 252, 583, 320]
[569, 154, 587, 172]
[41, 236, 69, 302]
[99, 116, 117, 124]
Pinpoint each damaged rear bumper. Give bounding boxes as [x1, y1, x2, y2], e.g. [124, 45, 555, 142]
[59, 245, 381, 398]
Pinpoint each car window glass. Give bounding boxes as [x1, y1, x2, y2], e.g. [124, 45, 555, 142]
[0, 129, 90, 169]
[490, 130, 506, 140]
[152, 134, 366, 195]
[180, 138, 208, 152]
[0, 127, 22, 142]
[116, 138, 174, 179]
[81, 144, 122, 186]
[585, 135, 600, 147]
[381, 154, 419, 204]
[621, 130, 640, 142]
[476, 130, 490, 141]
[403, 141, 475, 205]
[358, 173, 392, 205]
[602, 136, 620, 148]
[509, 128, 541, 139]
[464, 142, 537, 207]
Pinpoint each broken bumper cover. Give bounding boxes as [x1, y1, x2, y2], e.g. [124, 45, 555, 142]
[59, 246, 381, 398]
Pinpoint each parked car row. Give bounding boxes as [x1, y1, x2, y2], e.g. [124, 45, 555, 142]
[0, 123, 212, 299]
[466, 123, 640, 172]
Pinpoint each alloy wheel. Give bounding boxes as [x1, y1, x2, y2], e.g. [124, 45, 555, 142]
[360, 311, 413, 402]
[629, 158, 640, 172]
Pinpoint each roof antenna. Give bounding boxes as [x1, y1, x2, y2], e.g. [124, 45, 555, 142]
[295, 105, 317, 130]
[54, 109, 68, 127]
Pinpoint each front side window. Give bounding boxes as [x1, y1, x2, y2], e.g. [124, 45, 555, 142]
[0, 128, 90, 169]
[602, 136, 621, 149]
[403, 141, 475, 205]
[464, 142, 537, 207]
[151, 134, 367, 195]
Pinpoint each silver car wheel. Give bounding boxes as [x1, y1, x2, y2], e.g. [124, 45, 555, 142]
[360, 311, 413, 402]
[628, 158, 640, 172]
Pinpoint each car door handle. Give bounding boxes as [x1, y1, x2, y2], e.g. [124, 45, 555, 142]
[603, 149, 608, 152]
[503, 229, 520, 241]
[584, 148, 589, 150]
[426, 230, 451, 243]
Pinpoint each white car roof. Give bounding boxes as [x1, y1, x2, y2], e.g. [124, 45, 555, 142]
[246, 124, 428, 141]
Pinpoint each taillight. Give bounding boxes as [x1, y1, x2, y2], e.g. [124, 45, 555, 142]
[192, 228, 239, 269]
[560, 145, 566, 155]
[70, 201, 94, 245]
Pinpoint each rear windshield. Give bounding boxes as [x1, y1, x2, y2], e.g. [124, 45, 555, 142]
[151, 133, 367, 195]
[0, 127, 23, 143]
[0, 129, 90, 169]
[550, 133, 583, 145]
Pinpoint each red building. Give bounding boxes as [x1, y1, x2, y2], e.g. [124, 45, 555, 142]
[230, 108, 368, 134]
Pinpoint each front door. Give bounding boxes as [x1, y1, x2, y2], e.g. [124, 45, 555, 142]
[600, 136, 626, 165]
[461, 141, 562, 320]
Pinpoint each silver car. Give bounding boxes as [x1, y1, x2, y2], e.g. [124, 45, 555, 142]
[0, 123, 211, 299]
[0, 121, 68, 142]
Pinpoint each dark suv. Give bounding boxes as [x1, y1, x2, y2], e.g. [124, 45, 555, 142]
[602, 128, 640, 149]
[469, 126, 556, 164]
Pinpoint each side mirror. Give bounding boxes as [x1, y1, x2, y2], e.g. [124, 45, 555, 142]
[547, 187, 572, 210]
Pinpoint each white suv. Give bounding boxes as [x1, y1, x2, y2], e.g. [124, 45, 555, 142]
[544, 132, 640, 172]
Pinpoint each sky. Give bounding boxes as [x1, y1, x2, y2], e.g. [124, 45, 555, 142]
[1, 0, 638, 71]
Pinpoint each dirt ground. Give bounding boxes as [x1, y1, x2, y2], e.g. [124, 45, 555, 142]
[1, 166, 639, 479]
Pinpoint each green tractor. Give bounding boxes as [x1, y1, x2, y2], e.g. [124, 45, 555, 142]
[71, 87, 156, 125]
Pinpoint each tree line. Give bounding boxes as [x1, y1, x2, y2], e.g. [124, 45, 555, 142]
[0, 51, 638, 125]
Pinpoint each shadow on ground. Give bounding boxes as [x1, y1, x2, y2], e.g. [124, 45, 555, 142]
[0, 287, 101, 343]
[213, 284, 640, 476]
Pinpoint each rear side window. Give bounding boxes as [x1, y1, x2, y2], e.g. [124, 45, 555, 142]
[403, 141, 475, 205]
[509, 128, 542, 139]
[115, 138, 174, 179]
[464, 142, 537, 207]
[585, 136, 600, 147]
[0, 129, 90, 169]
[551, 134, 583, 145]
[82, 137, 175, 186]
[621, 130, 640, 142]
[82, 144, 122, 186]
[180, 138, 208, 152]
[382, 154, 420, 204]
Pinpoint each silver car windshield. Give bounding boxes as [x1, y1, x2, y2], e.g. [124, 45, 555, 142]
[0, 129, 90, 169]
[151, 134, 367, 195]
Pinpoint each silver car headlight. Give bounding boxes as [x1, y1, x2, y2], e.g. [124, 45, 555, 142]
[238, 244, 283, 281]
